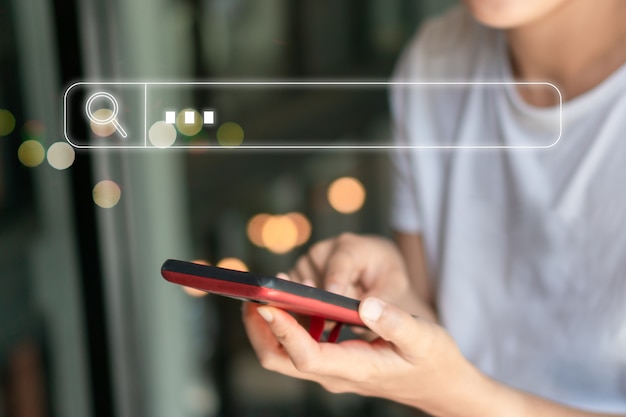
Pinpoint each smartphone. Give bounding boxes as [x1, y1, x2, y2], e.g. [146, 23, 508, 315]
[160, 259, 364, 327]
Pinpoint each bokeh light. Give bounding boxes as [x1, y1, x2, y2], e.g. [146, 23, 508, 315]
[216, 122, 244, 146]
[182, 286, 208, 297]
[247, 213, 271, 247]
[92, 180, 121, 208]
[89, 109, 116, 137]
[217, 257, 248, 272]
[17, 140, 45, 168]
[0, 109, 16, 136]
[188, 129, 211, 153]
[286, 212, 312, 246]
[183, 259, 210, 297]
[261, 215, 298, 254]
[176, 109, 203, 137]
[327, 177, 366, 214]
[21, 120, 45, 141]
[247, 213, 312, 252]
[149, 121, 177, 148]
[47, 142, 75, 170]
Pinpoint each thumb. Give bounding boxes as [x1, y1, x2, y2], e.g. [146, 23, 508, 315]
[359, 297, 437, 361]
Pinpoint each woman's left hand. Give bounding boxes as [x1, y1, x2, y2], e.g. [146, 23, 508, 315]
[242, 297, 485, 414]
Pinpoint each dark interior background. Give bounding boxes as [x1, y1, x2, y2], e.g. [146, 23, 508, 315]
[0, 1, 457, 417]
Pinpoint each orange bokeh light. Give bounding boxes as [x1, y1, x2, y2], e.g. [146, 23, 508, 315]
[247, 212, 312, 253]
[261, 215, 299, 254]
[217, 257, 248, 272]
[182, 287, 208, 297]
[286, 212, 312, 246]
[327, 177, 366, 214]
[247, 213, 271, 247]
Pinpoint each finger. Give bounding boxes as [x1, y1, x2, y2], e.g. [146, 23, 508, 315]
[257, 305, 349, 375]
[359, 297, 438, 362]
[323, 250, 362, 295]
[291, 255, 319, 287]
[306, 239, 338, 282]
[297, 238, 342, 288]
[349, 326, 378, 341]
[242, 303, 312, 379]
[242, 302, 282, 353]
[245, 303, 407, 397]
[257, 305, 378, 380]
[254, 305, 345, 377]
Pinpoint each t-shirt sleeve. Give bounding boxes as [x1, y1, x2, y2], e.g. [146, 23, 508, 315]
[387, 6, 473, 235]
[388, 43, 422, 234]
[389, 147, 421, 234]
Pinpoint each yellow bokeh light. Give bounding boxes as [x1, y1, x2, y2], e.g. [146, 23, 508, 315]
[89, 109, 117, 137]
[0, 109, 16, 136]
[247, 213, 271, 247]
[47, 142, 75, 170]
[287, 212, 312, 246]
[183, 259, 211, 297]
[327, 177, 366, 214]
[261, 215, 298, 254]
[216, 122, 244, 146]
[18, 140, 45, 168]
[176, 109, 203, 136]
[92, 180, 121, 208]
[217, 257, 248, 272]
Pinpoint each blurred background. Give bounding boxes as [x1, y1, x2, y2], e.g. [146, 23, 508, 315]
[0, 0, 456, 416]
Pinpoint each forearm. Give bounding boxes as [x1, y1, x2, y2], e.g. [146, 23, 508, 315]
[419, 365, 625, 417]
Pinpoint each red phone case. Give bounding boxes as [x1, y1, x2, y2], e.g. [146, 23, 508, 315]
[161, 259, 364, 341]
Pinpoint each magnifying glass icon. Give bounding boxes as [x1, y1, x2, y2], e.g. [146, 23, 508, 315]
[85, 92, 128, 138]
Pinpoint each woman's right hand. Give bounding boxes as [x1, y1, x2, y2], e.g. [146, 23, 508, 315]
[288, 233, 436, 321]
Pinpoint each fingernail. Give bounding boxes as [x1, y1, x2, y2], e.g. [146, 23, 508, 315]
[360, 298, 385, 322]
[257, 307, 274, 323]
[276, 272, 289, 280]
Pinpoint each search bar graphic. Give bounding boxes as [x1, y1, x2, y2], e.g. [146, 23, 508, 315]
[84, 92, 128, 138]
[64, 82, 562, 149]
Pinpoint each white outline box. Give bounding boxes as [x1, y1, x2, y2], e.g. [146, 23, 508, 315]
[203, 110, 214, 125]
[184, 111, 194, 124]
[63, 81, 563, 149]
[165, 111, 175, 124]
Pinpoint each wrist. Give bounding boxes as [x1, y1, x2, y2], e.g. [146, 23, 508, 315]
[418, 361, 502, 417]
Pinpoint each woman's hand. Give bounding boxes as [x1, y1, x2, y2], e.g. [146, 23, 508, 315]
[288, 233, 434, 320]
[242, 297, 483, 415]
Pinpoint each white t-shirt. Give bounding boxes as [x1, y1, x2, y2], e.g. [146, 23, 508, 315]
[390, 5, 626, 413]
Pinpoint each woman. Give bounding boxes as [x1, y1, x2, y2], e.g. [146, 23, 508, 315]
[243, 1, 626, 415]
